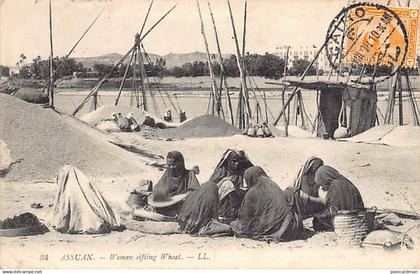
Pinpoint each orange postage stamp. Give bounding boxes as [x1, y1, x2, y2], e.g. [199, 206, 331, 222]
[343, 5, 419, 68]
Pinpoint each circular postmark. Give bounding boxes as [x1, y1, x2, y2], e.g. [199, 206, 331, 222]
[325, 2, 409, 84]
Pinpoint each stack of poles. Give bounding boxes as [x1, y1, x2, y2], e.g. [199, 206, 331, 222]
[228, 0, 252, 130]
[115, 0, 153, 109]
[384, 68, 420, 126]
[383, 0, 420, 126]
[207, 1, 234, 125]
[196, 0, 224, 119]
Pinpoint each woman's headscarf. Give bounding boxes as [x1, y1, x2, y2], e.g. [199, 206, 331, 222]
[237, 166, 292, 237]
[152, 151, 199, 202]
[208, 149, 253, 185]
[243, 166, 267, 188]
[293, 156, 324, 190]
[314, 165, 364, 211]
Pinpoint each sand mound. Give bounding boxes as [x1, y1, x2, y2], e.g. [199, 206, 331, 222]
[339, 125, 420, 147]
[380, 126, 420, 147]
[155, 114, 240, 139]
[339, 125, 396, 144]
[80, 104, 177, 128]
[0, 94, 150, 181]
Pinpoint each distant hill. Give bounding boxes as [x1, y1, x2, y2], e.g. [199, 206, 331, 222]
[74, 52, 161, 69]
[162, 51, 233, 68]
[75, 52, 234, 69]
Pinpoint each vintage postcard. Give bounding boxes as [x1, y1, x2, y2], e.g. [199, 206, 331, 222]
[1, 0, 419, 270]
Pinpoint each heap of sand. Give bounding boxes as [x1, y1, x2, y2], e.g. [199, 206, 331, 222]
[0, 94, 152, 181]
[339, 125, 420, 147]
[155, 114, 240, 139]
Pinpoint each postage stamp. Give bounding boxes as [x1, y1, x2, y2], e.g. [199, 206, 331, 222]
[325, 2, 419, 81]
[343, 4, 418, 68]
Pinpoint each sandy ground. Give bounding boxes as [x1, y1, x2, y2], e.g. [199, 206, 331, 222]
[1, 133, 420, 268]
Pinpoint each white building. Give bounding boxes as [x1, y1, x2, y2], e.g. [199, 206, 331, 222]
[273, 45, 331, 73]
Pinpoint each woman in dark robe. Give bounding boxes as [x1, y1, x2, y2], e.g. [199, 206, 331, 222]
[208, 149, 253, 223]
[150, 151, 200, 217]
[177, 182, 219, 234]
[312, 165, 365, 231]
[230, 166, 303, 242]
[286, 156, 325, 219]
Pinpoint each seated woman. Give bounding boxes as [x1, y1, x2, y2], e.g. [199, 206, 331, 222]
[208, 149, 253, 223]
[312, 165, 365, 231]
[230, 166, 303, 242]
[177, 182, 226, 235]
[147, 151, 200, 217]
[287, 156, 325, 219]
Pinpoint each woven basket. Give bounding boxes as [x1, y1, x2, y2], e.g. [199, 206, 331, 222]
[333, 207, 376, 247]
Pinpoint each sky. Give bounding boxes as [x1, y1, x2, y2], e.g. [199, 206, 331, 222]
[1, 0, 419, 67]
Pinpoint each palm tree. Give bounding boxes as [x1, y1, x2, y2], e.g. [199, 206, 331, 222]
[20, 54, 27, 66]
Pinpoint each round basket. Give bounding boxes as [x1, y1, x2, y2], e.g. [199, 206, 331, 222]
[333, 208, 374, 247]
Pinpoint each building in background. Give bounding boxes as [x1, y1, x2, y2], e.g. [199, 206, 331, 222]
[274, 45, 331, 74]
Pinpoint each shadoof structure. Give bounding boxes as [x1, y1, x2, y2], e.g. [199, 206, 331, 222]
[269, 0, 419, 138]
[72, 2, 180, 117]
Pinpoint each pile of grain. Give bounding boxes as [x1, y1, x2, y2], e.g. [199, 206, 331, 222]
[0, 94, 150, 181]
[155, 114, 240, 139]
[339, 125, 420, 147]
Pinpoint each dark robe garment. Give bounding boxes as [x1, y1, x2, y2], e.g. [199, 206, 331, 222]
[208, 149, 253, 222]
[313, 165, 365, 231]
[151, 151, 200, 216]
[231, 166, 302, 241]
[177, 182, 219, 234]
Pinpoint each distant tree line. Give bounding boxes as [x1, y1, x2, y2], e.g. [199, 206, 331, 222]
[8, 54, 419, 80]
[0, 65, 10, 76]
[14, 55, 88, 80]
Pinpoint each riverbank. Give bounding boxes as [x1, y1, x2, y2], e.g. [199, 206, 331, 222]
[2, 75, 419, 93]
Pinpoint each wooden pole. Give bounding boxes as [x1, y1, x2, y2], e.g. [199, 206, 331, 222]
[138, 44, 148, 111]
[48, 0, 54, 107]
[242, 0, 247, 57]
[131, 48, 139, 108]
[43, 9, 104, 91]
[282, 46, 290, 133]
[115, 51, 135, 106]
[139, 0, 154, 36]
[241, 0, 248, 126]
[398, 73, 403, 125]
[227, 0, 252, 124]
[404, 70, 420, 126]
[385, 69, 398, 124]
[197, 0, 221, 117]
[208, 1, 234, 125]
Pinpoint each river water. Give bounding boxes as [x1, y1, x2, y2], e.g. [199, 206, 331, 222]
[54, 88, 418, 127]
